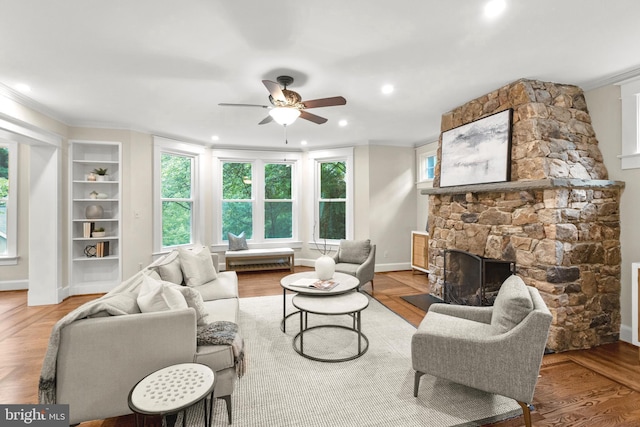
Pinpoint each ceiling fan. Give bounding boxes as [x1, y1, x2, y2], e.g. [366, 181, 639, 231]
[219, 75, 346, 126]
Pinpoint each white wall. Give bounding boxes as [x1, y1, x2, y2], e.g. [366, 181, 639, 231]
[368, 145, 416, 270]
[585, 84, 640, 341]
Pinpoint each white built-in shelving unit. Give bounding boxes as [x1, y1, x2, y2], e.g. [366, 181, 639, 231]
[69, 140, 122, 294]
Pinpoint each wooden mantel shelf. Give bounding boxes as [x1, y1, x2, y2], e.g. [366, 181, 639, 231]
[421, 179, 625, 196]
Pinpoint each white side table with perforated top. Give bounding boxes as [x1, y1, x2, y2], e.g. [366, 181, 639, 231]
[128, 363, 215, 427]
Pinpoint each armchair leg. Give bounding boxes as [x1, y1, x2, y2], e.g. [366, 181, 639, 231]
[220, 395, 232, 424]
[517, 401, 533, 427]
[413, 371, 425, 397]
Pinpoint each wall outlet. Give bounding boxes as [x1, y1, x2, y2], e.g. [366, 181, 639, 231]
[384, 251, 388, 258]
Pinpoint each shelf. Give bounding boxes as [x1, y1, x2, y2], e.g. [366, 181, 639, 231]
[73, 159, 119, 164]
[73, 180, 120, 184]
[73, 237, 119, 241]
[69, 140, 122, 294]
[73, 255, 120, 262]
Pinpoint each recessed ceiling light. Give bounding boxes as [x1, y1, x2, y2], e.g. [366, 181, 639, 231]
[381, 84, 394, 95]
[338, 120, 348, 127]
[211, 135, 220, 141]
[301, 140, 308, 146]
[484, 0, 506, 18]
[15, 83, 31, 93]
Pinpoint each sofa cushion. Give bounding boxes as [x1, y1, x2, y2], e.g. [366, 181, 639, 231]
[155, 250, 184, 285]
[337, 239, 371, 264]
[195, 271, 239, 301]
[179, 246, 218, 287]
[491, 275, 533, 333]
[168, 284, 210, 326]
[227, 231, 249, 251]
[137, 274, 188, 313]
[203, 297, 239, 323]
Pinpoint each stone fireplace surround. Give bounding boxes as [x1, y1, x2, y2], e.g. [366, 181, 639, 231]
[422, 79, 624, 352]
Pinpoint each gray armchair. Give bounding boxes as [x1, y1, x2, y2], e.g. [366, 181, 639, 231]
[411, 275, 552, 427]
[332, 239, 376, 291]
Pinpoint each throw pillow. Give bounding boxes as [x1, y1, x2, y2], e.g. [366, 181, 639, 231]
[227, 231, 249, 251]
[154, 250, 184, 285]
[169, 284, 210, 326]
[179, 246, 218, 287]
[137, 273, 188, 313]
[338, 239, 371, 264]
[491, 275, 534, 333]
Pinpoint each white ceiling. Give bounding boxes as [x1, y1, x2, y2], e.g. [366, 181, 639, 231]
[1, 0, 640, 150]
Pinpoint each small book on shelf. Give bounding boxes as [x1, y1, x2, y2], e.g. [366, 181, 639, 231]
[95, 241, 110, 257]
[83, 222, 95, 238]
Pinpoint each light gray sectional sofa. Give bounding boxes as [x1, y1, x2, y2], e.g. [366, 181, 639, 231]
[40, 248, 239, 425]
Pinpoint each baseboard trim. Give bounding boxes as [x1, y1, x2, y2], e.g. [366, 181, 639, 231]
[0, 279, 28, 291]
[619, 324, 632, 344]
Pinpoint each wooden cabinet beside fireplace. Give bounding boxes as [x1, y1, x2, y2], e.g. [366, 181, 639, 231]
[411, 231, 429, 273]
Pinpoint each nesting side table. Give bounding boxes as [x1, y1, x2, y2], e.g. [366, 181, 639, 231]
[128, 363, 215, 427]
[292, 291, 370, 362]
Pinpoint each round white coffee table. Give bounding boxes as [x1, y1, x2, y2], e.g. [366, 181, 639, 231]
[292, 292, 370, 362]
[280, 271, 360, 332]
[128, 363, 215, 427]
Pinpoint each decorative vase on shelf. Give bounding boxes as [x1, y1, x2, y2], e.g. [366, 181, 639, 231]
[315, 255, 335, 280]
[85, 205, 104, 219]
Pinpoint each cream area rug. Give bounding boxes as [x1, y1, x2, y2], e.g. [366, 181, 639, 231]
[186, 294, 522, 427]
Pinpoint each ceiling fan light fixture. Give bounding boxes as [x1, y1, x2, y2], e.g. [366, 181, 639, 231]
[269, 107, 301, 126]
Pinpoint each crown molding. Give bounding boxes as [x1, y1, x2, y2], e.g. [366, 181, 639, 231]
[580, 66, 640, 91]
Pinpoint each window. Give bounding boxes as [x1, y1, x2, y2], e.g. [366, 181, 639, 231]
[153, 137, 204, 252]
[318, 161, 346, 240]
[309, 147, 353, 245]
[214, 150, 301, 248]
[264, 163, 293, 239]
[222, 162, 253, 239]
[161, 153, 194, 247]
[0, 140, 17, 263]
[416, 142, 438, 184]
[620, 77, 640, 169]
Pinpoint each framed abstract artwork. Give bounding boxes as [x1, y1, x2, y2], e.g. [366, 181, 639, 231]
[440, 109, 512, 187]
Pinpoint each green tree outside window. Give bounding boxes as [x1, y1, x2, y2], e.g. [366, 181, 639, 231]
[161, 153, 193, 247]
[264, 163, 292, 239]
[222, 162, 253, 239]
[319, 161, 346, 240]
[0, 146, 9, 254]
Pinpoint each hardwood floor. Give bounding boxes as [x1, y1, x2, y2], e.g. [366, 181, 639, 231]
[1, 268, 639, 426]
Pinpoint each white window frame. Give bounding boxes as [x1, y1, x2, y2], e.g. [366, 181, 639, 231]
[307, 147, 354, 249]
[212, 149, 301, 251]
[153, 136, 205, 254]
[415, 141, 438, 189]
[619, 77, 640, 169]
[0, 139, 18, 265]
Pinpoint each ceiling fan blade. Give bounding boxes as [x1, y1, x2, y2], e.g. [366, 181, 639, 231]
[218, 103, 269, 108]
[300, 110, 328, 124]
[262, 80, 286, 102]
[258, 115, 273, 125]
[302, 96, 347, 109]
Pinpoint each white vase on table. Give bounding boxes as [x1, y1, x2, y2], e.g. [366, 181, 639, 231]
[315, 255, 335, 280]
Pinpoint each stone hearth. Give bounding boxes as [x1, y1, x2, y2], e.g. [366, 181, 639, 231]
[422, 79, 624, 352]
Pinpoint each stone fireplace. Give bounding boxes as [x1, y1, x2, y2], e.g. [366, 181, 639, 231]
[422, 79, 624, 352]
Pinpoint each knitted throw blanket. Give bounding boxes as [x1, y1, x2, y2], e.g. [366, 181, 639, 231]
[197, 321, 246, 378]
